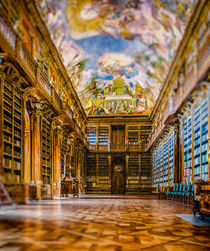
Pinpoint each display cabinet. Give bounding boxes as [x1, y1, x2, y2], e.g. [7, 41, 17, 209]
[199, 180, 210, 219]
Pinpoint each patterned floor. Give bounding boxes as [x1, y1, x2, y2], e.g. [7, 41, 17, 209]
[0, 195, 210, 251]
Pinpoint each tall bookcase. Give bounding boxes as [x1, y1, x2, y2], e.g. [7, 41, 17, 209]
[140, 126, 152, 151]
[156, 148, 160, 186]
[159, 144, 163, 186]
[1, 78, 23, 184]
[128, 126, 139, 145]
[140, 153, 152, 190]
[98, 155, 109, 190]
[71, 148, 77, 178]
[193, 97, 209, 182]
[86, 154, 97, 189]
[98, 126, 109, 145]
[128, 154, 139, 189]
[41, 118, 51, 184]
[183, 115, 192, 184]
[152, 131, 174, 187]
[163, 139, 169, 186]
[152, 150, 157, 186]
[169, 133, 174, 185]
[200, 97, 208, 181]
[86, 126, 97, 145]
[61, 133, 68, 178]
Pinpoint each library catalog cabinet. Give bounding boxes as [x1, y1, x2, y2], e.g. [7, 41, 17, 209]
[0, 76, 24, 184]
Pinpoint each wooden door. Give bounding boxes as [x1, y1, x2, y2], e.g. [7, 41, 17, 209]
[112, 157, 125, 194]
[111, 126, 125, 148]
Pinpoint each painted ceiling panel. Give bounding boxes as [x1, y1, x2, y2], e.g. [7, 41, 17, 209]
[36, 0, 197, 116]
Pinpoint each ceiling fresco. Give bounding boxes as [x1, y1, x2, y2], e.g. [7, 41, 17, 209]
[36, 0, 197, 116]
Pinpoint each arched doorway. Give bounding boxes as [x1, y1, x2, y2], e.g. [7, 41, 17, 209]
[111, 156, 125, 194]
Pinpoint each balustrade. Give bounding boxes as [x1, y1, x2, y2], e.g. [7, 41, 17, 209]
[18, 42, 36, 77]
[0, 16, 16, 49]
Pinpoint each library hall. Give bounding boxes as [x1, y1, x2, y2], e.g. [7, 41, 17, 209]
[0, 0, 210, 250]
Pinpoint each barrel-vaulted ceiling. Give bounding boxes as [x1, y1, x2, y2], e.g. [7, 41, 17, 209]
[36, 0, 197, 116]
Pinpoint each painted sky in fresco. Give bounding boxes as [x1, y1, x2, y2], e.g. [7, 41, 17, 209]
[36, 0, 197, 116]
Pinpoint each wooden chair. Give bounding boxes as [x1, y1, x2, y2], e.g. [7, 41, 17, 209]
[167, 184, 176, 200]
[185, 183, 194, 204]
[172, 184, 179, 201]
[176, 183, 183, 202]
[179, 183, 186, 202]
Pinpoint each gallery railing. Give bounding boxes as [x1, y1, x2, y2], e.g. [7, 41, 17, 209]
[88, 144, 142, 152]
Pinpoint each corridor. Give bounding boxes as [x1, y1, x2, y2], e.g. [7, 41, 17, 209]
[0, 195, 209, 251]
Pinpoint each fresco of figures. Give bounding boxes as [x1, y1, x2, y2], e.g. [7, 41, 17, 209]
[35, 0, 197, 115]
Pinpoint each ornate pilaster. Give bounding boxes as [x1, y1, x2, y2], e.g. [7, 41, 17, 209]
[96, 153, 99, 187]
[108, 154, 111, 187]
[52, 123, 63, 197]
[125, 154, 129, 188]
[173, 113, 184, 184]
[0, 70, 6, 178]
[31, 102, 43, 198]
[23, 93, 31, 184]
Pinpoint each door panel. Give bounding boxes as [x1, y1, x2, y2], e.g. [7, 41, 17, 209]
[111, 157, 125, 194]
[111, 126, 125, 146]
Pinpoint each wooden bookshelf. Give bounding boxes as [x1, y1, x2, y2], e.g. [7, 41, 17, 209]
[86, 126, 97, 145]
[1, 78, 23, 184]
[41, 118, 51, 185]
[163, 139, 169, 186]
[183, 114, 192, 184]
[156, 148, 160, 186]
[1, 0, 20, 26]
[152, 150, 157, 186]
[128, 126, 139, 145]
[193, 97, 208, 182]
[98, 155, 109, 192]
[128, 154, 139, 192]
[169, 133, 174, 186]
[71, 153, 76, 178]
[98, 126, 109, 145]
[140, 126, 152, 151]
[86, 154, 97, 190]
[61, 133, 68, 178]
[159, 144, 163, 186]
[140, 153, 152, 191]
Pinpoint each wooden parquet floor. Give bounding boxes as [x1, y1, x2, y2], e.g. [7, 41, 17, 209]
[0, 195, 209, 251]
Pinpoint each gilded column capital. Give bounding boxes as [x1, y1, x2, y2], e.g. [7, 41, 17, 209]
[0, 71, 6, 82]
[108, 154, 111, 164]
[126, 154, 129, 161]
